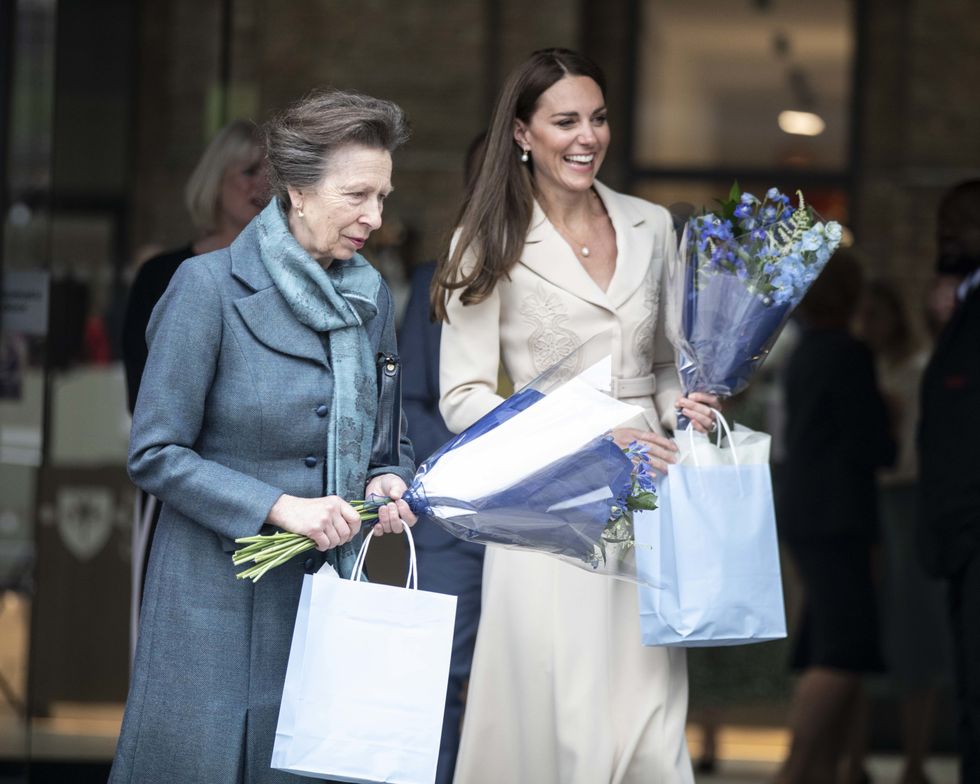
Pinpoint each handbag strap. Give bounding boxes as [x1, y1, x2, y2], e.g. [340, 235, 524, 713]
[350, 521, 418, 590]
[370, 352, 402, 467]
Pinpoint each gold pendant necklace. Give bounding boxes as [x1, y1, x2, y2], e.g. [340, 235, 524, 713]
[544, 190, 602, 259]
[553, 215, 594, 259]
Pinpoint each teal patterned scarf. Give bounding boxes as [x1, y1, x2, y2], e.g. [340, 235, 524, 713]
[256, 199, 380, 577]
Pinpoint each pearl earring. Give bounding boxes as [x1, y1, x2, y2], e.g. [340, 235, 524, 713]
[520, 148, 529, 163]
[297, 207, 304, 218]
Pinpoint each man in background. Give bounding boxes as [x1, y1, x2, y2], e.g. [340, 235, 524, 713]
[917, 179, 980, 783]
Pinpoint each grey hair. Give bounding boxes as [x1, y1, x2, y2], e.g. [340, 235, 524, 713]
[263, 88, 411, 207]
[184, 119, 264, 233]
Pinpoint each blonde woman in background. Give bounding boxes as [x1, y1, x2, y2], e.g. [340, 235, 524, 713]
[122, 119, 267, 657]
[123, 119, 267, 412]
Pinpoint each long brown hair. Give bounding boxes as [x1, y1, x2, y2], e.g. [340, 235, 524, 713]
[430, 48, 607, 322]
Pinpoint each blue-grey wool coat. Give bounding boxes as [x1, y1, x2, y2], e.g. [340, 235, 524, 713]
[110, 219, 415, 784]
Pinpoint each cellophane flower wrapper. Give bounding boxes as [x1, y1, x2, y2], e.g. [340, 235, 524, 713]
[404, 335, 658, 584]
[666, 187, 843, 409]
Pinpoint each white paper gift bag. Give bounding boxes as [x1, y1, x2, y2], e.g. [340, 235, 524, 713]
[635, 413, 787, 647]
[272, 525, 457, 783]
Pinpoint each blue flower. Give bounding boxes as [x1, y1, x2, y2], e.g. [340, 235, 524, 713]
[824, 221, 843, 245]
[799, 227, 823, 252]
[688, 187, 839, 313]
[635, 471, 656, 493]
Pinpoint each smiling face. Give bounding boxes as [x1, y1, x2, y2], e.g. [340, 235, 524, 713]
[219, 148, 267, 233]
[514, 75, 609, 197]
[287, 144, 393, 265]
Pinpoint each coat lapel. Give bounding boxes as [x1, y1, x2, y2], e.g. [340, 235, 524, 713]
[229, 223, 329, 367]
[520, 181, 653, 313]
[596, 181, 656, 310]
[521, 200, 609, 310]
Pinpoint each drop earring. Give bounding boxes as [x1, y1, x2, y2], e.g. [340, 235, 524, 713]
[520, 148, 529, 163]
[297, 206, 304, 218]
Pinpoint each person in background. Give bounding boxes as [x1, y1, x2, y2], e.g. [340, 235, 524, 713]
[110, 89, 416, 784]
[917, 179, 980, 784]
[122, 118, 267, 413]
[853, 280, 951, 784]
[121, 119, 267, 655]
[775, 248, 896, 784]
[398, 132, 487, 784]
[432, 48, 718, 783]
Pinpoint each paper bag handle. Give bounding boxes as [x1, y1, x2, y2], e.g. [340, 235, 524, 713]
[686, 408, 740, 467]
[684, 408, 747, 495]
[350, 521, 418, 590]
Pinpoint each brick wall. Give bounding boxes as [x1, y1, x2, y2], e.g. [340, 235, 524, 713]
[855, 0, 980, 328]
[130, 0, 980, 294]
[131, 0, 580, 263]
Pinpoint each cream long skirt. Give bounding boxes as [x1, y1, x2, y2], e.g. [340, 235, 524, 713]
[452, 546, 694, 784]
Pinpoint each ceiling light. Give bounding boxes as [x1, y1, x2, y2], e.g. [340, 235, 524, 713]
[778, 110, 825, 136]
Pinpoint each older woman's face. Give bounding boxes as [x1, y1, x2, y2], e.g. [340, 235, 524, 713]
[514, 75, 609, 197]
[288, 144, 393, 265]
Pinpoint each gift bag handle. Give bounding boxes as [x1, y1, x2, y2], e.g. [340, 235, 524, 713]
[350, 521, 418, 590]
[685, 408, 746, 495]
[686, 408, 739, 466]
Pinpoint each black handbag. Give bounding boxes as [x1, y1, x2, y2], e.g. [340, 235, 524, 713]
[370, 351, 402, 468]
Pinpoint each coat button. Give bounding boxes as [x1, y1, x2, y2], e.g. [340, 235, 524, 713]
[304, 557, 315, 571]
[315, 404, 328, 418]
[304, 455, 317, 468]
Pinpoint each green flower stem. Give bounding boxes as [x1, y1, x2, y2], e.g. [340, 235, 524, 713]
[236, 539, 315, 581]
[231, 498, 392, 581]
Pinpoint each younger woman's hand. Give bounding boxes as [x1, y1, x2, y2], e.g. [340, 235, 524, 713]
[364, 473, 417, 536]
[611, 428, 678, 473]
[676, 392, 722, 434]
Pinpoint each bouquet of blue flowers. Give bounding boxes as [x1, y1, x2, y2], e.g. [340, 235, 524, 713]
[667, 185, 842, 415]
[234, 337, 660, 584]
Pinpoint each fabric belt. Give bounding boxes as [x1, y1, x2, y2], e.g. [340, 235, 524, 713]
[610, 373, 657, 399]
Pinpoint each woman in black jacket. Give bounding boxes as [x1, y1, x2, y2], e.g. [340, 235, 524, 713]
[775, 248, 896, 784]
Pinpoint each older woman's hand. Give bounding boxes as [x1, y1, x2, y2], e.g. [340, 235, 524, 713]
[611, 428, 678, 473]
[266, 494, 362, 551]
[364, 473, 417, 537]
[676, 392, 723, 434]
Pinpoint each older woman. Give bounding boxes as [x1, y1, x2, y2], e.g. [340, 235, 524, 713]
[110, 90, 417, 784]
[432, 49, 717, 783]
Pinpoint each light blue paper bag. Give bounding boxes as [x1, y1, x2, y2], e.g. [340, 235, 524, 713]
[635, 414, 787, 647]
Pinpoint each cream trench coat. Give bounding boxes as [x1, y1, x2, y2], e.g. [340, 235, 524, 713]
[440, 181, 695, 784]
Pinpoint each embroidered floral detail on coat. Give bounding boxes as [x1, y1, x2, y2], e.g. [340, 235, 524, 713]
[520, 285, 582, 379]
[633, 261, 660, 370]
